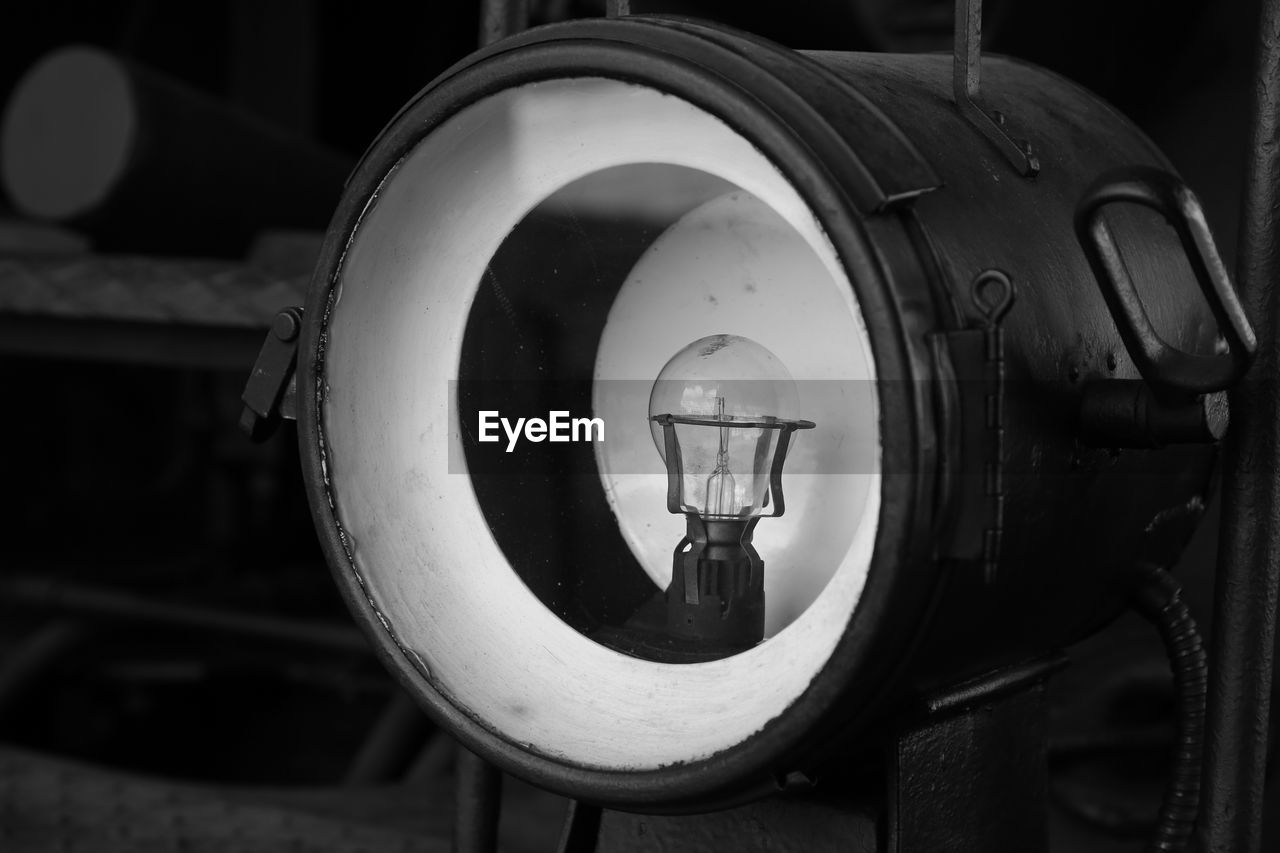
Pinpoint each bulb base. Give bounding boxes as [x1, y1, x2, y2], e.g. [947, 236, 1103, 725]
[663, 515, 765, 651]
[586, 517, 767, 663]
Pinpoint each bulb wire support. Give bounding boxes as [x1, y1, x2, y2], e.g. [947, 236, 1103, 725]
[650, 415, 814, 519]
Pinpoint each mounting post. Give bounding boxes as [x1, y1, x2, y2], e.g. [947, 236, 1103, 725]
[454, 749, 502, 853]
[1196, 0, 1280, 850]
[479, 0, 529, 46]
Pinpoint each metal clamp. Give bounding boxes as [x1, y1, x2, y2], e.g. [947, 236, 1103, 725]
[240, 306, 303, 442]
[1075, 166, 1256, 399]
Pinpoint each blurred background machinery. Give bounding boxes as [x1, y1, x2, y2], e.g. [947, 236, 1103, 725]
[0, 1, 1277, 851]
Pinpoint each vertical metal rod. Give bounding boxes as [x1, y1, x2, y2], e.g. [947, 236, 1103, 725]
[949, 0, 1038, 176]
[953, 0, 982, 103]
[556, 800, 603, 853]
[606, 0, 631, 16]
[454, 749, 502, 853]
[343, 691, 430, 785]
[1197, 2, 1280, 851]
[478, 0, 529, 47]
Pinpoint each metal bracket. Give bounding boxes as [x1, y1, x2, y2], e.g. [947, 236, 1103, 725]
[239, 306, 302, 442]
[953, 0, 1039, 178]
[930, 270, 1013, 583]
[888, 657, 1064, 853]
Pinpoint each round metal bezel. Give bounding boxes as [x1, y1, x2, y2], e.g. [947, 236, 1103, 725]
[298, 16, 940, 811]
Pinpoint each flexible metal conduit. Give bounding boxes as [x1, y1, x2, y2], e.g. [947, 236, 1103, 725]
[1132, 567, 1207, 853]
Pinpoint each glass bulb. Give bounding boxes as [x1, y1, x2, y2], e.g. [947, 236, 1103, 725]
[648, 334, 802, 519]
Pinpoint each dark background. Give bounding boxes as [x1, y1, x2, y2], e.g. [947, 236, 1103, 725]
[0, 1, 1270, 851]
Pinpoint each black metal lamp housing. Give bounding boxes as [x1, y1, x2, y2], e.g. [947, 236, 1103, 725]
[292, 15, 1249, 812]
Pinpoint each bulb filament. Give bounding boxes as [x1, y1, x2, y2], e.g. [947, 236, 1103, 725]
[704, 396, 737, 517]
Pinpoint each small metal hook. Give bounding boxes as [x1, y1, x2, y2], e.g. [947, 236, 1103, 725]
[971, 269, 1015, 326]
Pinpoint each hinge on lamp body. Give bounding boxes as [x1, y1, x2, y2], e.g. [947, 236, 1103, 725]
[930, 270, 1014, 584]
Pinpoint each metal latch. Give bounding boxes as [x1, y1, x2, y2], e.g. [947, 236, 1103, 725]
[240, 306, 303, 442]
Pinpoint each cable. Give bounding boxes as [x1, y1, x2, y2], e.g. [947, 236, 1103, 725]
[1130, 564, 1208, 853]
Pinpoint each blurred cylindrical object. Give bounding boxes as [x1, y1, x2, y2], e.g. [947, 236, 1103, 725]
[479, 0, 529, 45]
[0, 45, 351, 256]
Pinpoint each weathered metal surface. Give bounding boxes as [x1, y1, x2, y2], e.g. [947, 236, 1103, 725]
[646, 18, 943, 212]
[889, 660, 1061, 853]
[817, 48, 1220, 692]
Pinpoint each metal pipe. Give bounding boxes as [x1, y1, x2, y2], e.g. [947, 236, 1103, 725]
[1197, 1, 1280, 850]
[0, 577, 370, 654]
[344, 691, 431, 784]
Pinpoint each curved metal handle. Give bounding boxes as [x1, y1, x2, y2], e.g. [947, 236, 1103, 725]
[1075, 166, 1256, 397]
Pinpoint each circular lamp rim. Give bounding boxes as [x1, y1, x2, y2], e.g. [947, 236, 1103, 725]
[299, 17, 941, 811]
